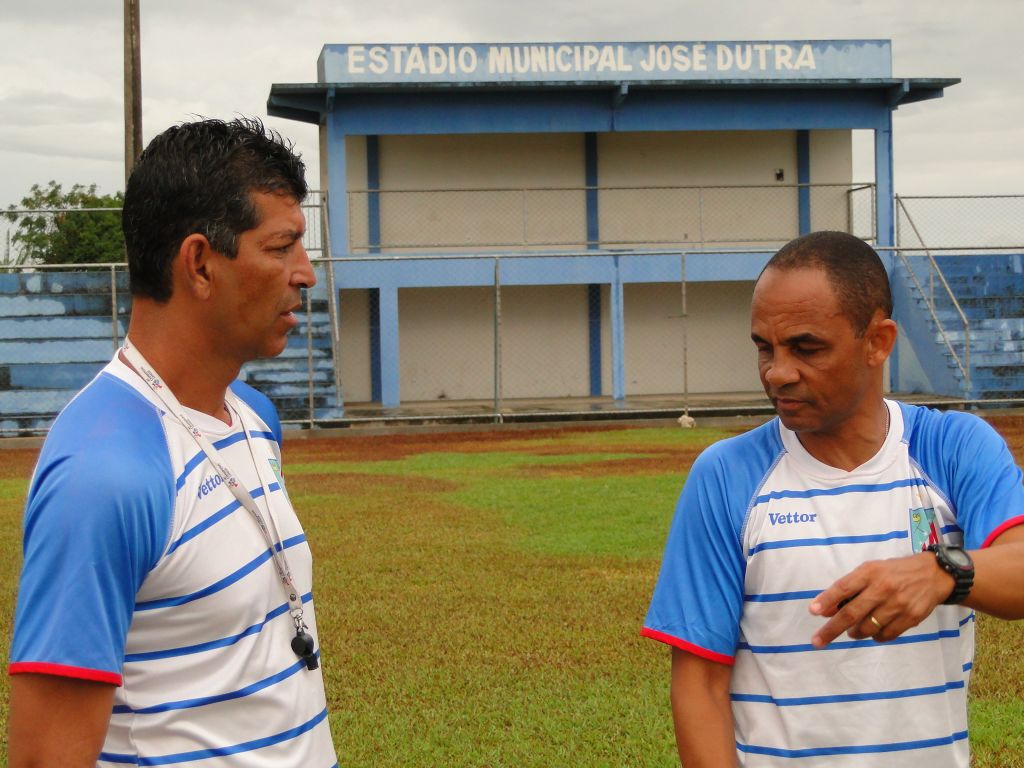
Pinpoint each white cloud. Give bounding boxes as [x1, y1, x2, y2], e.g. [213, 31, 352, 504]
[0, 0, 1020, 206]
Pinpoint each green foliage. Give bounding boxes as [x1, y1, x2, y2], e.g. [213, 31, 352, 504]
[4, 181, 125, 265]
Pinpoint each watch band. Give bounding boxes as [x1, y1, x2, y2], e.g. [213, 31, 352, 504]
[927, 544, 974, 605]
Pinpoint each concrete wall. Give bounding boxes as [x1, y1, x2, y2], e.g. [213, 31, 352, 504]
[809, 129, 854, 232]
[399, 286, 495, 401]
[330, 129, 850, 403]
[623, 281, 761, 395]
[598, 131, 801, 247]
[391, 285, 593, 402]
[338, 288, 372, 402]
[348, 133, 587, 251]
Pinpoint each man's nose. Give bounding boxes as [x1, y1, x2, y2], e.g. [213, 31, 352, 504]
[293, 243, 317, 289]
[763, 354, 799, 388]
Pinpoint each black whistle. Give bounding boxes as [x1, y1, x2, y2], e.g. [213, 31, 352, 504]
[291, 630, 319, 670]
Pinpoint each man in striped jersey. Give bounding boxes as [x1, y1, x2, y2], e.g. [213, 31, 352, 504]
[8, 119, 337, 766]
[643, 231, 1024, 767]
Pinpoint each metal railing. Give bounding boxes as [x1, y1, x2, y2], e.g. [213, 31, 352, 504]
[5, 189, 1024, 434]
[347, 183, 876, 251]
[894, 197, 971, 395]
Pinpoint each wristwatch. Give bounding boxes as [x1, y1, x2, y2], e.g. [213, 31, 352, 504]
[927, 544, 974, 604]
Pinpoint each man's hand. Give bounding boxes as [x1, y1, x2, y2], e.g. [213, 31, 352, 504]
[807, 552, 953, 648]
[809, 525, 1024, 648]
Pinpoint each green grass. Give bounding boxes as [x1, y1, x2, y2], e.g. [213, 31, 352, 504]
[0, 422, 1023, 765]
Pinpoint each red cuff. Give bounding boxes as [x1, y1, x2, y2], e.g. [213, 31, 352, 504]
[9, 662, 122, 686]
[980, 515, 1024, 549]
[640, 627, 735, 666]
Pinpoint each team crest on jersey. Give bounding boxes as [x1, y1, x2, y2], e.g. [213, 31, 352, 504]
[909, 506, 940, 552]
[268, 458, 289, 499]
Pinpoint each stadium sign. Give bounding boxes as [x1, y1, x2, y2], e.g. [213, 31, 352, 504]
[318, 40, 892, 84]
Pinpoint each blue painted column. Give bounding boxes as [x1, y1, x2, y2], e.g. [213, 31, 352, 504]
[874, 114, 895, 251]
[324, 104, 350, 413]
[378, 284, 401, 407]
[585, 132, 602, 396]
[366, 135, 383, 402]
[611, 255, 625, 400]
[875, 112, 898, 387]
[797, 130, 811, 235]
[325, 103, 349, 265]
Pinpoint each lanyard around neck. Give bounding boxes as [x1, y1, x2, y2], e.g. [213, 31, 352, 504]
[120, 338, 307, 622]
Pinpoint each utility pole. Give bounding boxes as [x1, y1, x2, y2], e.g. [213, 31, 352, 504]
[124, 0, 142, 185]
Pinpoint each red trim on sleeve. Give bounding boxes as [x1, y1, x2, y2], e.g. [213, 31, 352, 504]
[640, 627, 735, 666]
[9, 662, 122, 686]
[981, 515, 1024, 549]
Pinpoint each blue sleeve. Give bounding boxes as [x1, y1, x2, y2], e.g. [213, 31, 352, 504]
[231, 379, 282, 446]
[9, 376, 174, 684]
[907, 406, 1024, 550]
[643, 430, 775, 663]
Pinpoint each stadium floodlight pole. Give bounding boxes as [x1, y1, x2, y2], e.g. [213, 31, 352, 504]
[123, 0, 143, 184]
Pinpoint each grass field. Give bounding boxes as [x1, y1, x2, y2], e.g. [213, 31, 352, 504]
[1, 418, 1023, 766]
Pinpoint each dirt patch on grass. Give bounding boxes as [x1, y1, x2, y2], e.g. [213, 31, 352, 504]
[283, 425, 637, 463]
[986, 415, 1024, 465]
[0, 449, 41, 480]
[287, 472, 460, 496]
[514, 450, 702, 479]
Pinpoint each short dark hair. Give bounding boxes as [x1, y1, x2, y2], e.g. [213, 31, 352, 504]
[762, 231, 893, 335]
[122, 117, 308, 301]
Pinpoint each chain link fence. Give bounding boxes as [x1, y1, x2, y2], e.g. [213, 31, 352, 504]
[347, 184, 873, 251]
[0, 194, 334, 435]
[5, 188, 1023, 434]
[897, 195, 1024, 251]
[893, 196, 1024, 404]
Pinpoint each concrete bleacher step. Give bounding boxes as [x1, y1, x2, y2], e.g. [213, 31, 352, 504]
[0, 388, 81, 417]
[901, 252, 1024, 400]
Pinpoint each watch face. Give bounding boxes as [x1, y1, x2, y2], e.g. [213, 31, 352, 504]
[946, 548, 972, 568]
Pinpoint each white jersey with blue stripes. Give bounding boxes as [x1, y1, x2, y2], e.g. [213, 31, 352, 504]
[10, 356, 337, 767]
[644, 399, 1024, 767]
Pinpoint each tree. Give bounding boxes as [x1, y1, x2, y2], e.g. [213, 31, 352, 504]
[4, 181, 125, 265]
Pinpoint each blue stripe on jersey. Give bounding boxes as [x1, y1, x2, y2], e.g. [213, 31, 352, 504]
[963, 662, 972, 672]
[738, 628, 960, 654]
[98, 753, 137, 764]
[99, 706, 328, 765]
[748, 530, 907, 556]
[165, 482, 281, 555]
[124, 592, 312, 662]
[136, 534, 305, 611]
[960, 612, 975, 627]
[737, 729, 968, 758]
[731, 679, 965, 707]
[745, 590, 821, 603]
[112, 652, 320, 714]
[173, 431, 277, 491]
[753, 478, 927, 504]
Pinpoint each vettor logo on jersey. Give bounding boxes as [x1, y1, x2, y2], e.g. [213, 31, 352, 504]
[768, 511, 818, 525]
[197, 474, 224, 500]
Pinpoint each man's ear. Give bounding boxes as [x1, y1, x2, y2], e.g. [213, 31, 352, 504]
[176, 233, 216, 300]
[865, 312, 898, 368]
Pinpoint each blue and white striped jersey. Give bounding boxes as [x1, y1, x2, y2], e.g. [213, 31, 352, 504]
[10, 356, 337, 767]
[644, 400, 1024, 767]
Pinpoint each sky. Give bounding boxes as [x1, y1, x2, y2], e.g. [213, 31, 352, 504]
[1, 0, 1021, 212]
